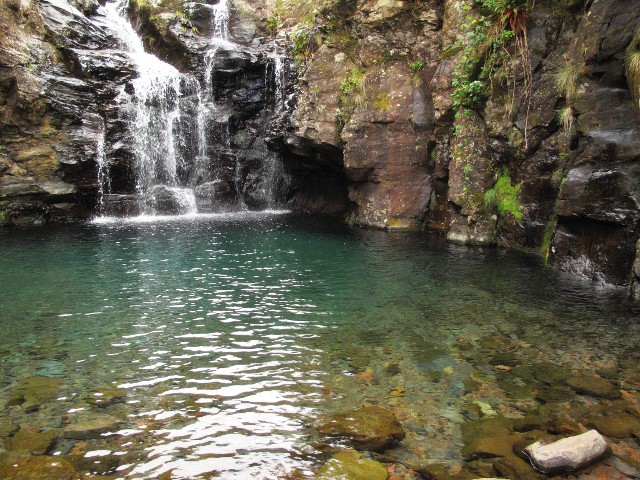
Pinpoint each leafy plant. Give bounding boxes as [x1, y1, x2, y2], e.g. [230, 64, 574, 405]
[484, 168, 523, 221]
[450, 0, 534, 145]
[266, 14, 280, 35]
[410, 61, 424, 71]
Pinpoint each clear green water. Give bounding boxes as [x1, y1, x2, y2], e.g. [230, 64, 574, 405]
[0, 212, 639, 478]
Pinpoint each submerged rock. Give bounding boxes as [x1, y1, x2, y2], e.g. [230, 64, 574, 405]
[567, 375, 621, 399]
[590, 413, 640, 439]
[317, 405, 405, 452]
[63, 414, 121, 439]
[314, 451, 388, 480]
[0, 455, 81, 480]
[5, 427, 56, 454]
[523, 429, 609, 474]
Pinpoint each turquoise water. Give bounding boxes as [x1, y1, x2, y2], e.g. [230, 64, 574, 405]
[0, 212, 639, 478]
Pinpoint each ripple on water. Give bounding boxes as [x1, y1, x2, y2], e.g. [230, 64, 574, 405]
[0, 216, 639, 478]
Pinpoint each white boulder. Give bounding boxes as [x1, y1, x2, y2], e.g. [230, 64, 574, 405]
[523, 430, 609, 474]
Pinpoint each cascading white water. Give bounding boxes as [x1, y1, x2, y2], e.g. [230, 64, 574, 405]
[95, 0, 289, 218]
[273, 55, 285, 112]
[95, 118, 110, 212]
[211, 0, 230, 40]
[99, 0, 207, 215]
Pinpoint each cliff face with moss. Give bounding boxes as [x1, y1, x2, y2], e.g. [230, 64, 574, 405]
[256, 0, 640, 294]
[1, 0, 639, 294]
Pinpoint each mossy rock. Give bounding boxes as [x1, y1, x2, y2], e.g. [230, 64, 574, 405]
[5, 427, 56, 454]
[63, 414, 121, 440]
[590, 413, 640, 439]
[530, 363, 570, 386]
[493, 455, 544, 480]
[8, 376, 62, 406]
[314, 451, 388, 480]
[0, 456, 81, 480]
[567, 375, 621, 399]
[461, 433, 523, 460]
[489, 353, 520, 367]
[82, 387, 127, 407]
[498, 379, 533, 400]
[317, 405, 405, 452]
[535, 385, 576, 404]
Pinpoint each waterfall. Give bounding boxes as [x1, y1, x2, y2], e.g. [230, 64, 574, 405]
[99, 0, 207, 216]
[211, 0, 230, 41]
[95, 118, 110, 213]
[94, 0, 289, 218]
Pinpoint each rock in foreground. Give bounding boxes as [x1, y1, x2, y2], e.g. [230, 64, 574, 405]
[523, 430, 609, 474]
[314, 451, 388, 480]
[317, 405, 405, 452]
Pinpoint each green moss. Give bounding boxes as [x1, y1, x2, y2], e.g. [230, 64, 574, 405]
[484, 168, 523, 221]
[372, 92, 390, 111]
[540, 216, 557, 261]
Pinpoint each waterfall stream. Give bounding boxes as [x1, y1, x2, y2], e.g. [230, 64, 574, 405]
[96, 0, 288, 219]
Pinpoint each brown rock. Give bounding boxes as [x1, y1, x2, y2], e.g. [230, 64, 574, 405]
[0, 456, 81, 480]
[6, 427, 56, 454]
[567, 375, 621, 399]
[317, 405, 406, 452]
[590, 414, 640, 439]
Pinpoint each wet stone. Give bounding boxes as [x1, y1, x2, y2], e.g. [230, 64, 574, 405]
[82, 387, 126, 407]
[461, 433, 522, 460]
[317, 405, 405, 452]
[8, 376, 62, 405]
[590, 413, 640, 439]
[567, 375, 621, 399]
[63, 414, 121, 439]
[535, 385, 576, 404]
[489, 353, 520, 367]
[531, 363, 570, 386]
[0, 418, 18, 438]
[0, 455, 81, 480]
[6, 427, 56, 454]
[493, 456, 544, 480]
[314, 451, 388, 480]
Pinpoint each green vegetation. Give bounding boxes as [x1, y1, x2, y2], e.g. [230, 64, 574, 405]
[339, 68, 365, 99]
[450, 0, 533, 144]
[554, 60, 583, 135]
[540, 216, 557, 261]
[554, 61, 582, 101]
[410, 61, 424, 71]
[484, 168, 523, 221]
[373, 92, 390, 111]
[335, 108, 346, 128]
[287, 19, 315, 67]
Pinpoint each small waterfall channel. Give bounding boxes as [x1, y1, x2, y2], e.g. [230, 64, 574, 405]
[96, 0, 289, 218]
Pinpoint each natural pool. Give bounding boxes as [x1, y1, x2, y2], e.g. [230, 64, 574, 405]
[0, 212, 639, 479]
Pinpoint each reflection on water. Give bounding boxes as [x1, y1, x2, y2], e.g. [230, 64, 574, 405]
[0, 213, 639, 478]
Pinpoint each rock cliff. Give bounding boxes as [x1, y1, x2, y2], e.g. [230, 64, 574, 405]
[1, 0, 639, 294]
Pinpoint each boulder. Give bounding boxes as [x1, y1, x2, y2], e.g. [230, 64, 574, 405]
[314, 451, 388, 480]
[567, 375, 621, 399]
[0, 456, 81, 480]
[523, 430, 609, 474]
[317, 405, 405, 452]
[63, 413, 121, 439]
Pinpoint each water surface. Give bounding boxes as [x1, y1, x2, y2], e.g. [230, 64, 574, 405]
[0, 213, 638, 478]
